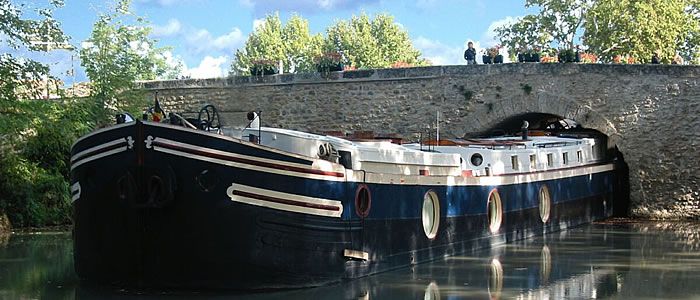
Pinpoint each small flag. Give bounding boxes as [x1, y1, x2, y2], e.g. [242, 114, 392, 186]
[152, 98, 164, 122]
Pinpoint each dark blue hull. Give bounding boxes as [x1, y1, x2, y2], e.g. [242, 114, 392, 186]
[71, 121, 615, 289]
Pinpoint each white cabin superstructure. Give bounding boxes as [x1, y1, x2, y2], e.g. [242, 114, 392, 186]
[239, 127, 605, 178]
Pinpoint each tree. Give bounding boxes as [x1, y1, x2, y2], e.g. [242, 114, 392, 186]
[495, 15, 553, 59]
[497, 0, 592, 58]
[497, 0, 700, 64]
[323, 13, 426, 69]
[0, 0, 68, 106]
[0, 0, 94, 228]
[231, 13, 322, 75]
[80, 0, 174, 114]
[231, 12, 427, 74]
[528, 0, 594, 49]
[584, 0, 696, 63]
[681, 0, 700, 63]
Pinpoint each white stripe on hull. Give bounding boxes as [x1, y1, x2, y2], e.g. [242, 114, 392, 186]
[71, 137, 129, 163]
[70, 146, 129, 171]
[151, 137, 346, 182]
[71, 182, 81, 203]
[226, 183, 343, 218]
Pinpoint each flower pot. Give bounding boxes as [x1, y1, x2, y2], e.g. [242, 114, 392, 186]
[250, 65, 277, 76]
[521, 53, 540, 62]
[317, 63, 344, 72]
[482, 55, 492, 64]
[494, 55, 504, 64]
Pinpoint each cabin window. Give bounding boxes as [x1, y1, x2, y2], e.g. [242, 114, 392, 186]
[487, 189, 503, 233]
[355, 185, 371, 218]
[529, 154, 537, 169]
[422, 190, 440, 239]
[577, 150, 583, 163]
[470, 153, 483, 166]
[539, 185, 551, 223]
[546, 153, 553, 167]
[339, 151, 353, 169]
[511, 155, 519, 171]
[562, 152, 569, 165]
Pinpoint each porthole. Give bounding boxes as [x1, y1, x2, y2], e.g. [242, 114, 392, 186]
[470, 153, 483, 166]
[355, 185, 371, 218]
[487, 189, 503, 233]
[539, 185, 551, 223]
[422, 190, 440, 239]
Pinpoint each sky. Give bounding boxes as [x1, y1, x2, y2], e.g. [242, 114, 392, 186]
[14, 0, 534, 84]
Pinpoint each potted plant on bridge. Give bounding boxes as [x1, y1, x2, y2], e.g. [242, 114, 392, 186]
[579, 53, 598, 63]
[250, 59, 277, 76]
[518, 48, 541, 63]
[316, 52, 344, 72]
[558, 49, 577, 63]
[484, 45, 503, 64]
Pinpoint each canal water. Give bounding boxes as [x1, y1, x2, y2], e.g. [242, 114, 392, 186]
[1, 220, 699, 299]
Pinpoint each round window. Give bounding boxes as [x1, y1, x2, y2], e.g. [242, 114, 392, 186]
[487, 189, 503, 233]
[539, 185, 551, 223]
[470, 153, 483, 166]
[422, 190, 440, 239]
[355, 185, 371, 218]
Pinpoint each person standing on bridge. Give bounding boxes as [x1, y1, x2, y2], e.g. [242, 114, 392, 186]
[464, 41, 477, 65]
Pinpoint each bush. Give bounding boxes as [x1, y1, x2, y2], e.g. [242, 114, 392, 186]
[0, 97, 97, 228]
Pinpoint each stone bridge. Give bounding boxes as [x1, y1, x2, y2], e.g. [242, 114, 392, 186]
[140, 64, 700, 219]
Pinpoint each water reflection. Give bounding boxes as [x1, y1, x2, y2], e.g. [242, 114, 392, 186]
[0, 232, 76, 299]
[3, 221, 700, 299]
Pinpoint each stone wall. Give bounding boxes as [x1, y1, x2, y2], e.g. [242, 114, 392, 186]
[139, 64, 700, 219]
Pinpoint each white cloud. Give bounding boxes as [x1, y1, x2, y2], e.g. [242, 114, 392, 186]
[152, 19, 182, 37]
[481, 16, 518, 47]
[253, 18, 265, 30]
[186, 28, 245, 54]
[414, 36, 464, 65]
[183, 55, 228, 78]
[80, 41, 94, 50]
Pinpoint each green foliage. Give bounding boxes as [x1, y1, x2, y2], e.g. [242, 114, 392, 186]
[497, 0, 700, 64]
[232, 13, 322, 75]
[521, 83, 533, 95]
[457, 85, 474, 101]
[80, 0, 174, 118]
[585, 0, 697, 63]
[496, 14, 552, 59]
[323, 13, 427, 69]
[526, 0, 593, 49]
[231, 12, 427, 74]
[0, 98, 96, 227]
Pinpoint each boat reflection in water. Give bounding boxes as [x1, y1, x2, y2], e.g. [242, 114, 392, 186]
[76, 225, 632, 299]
